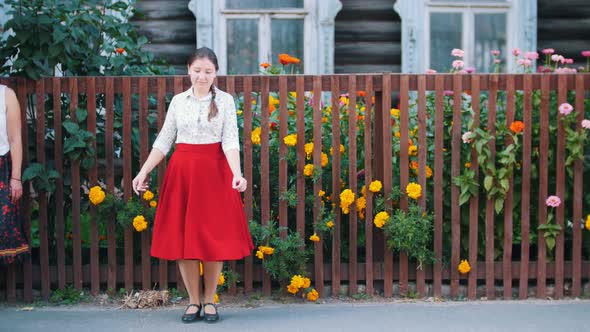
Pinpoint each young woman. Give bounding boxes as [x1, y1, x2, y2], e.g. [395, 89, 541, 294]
[0, 84, 27, 265]
[132, 47, 253, 323]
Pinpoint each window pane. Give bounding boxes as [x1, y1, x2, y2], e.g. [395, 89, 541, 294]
[430, 12, 462, 72]
[226, 0, 303, 9]
[227, 19, 259, 74]
[271, 19, 304, 71]
[474, 13, 507, 73]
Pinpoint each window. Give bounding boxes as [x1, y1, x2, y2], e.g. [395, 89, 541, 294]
[394, 0, 536, 73]
[189, 0, 342, 75]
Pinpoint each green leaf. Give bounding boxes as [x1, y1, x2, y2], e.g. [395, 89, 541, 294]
[63, 121, 79, 135]
[494, 199, 504, 214]
[546, 237, 556, 251]
[484, 176, 493, 192]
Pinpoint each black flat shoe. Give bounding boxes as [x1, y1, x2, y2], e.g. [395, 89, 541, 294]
[181, 304, 202, 323]
[202, 303, 219, 323]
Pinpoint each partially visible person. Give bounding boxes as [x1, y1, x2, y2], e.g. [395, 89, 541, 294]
[0, 84, 27, 265]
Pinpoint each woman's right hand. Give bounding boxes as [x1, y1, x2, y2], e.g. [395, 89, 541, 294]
[132, 171, 149, 195]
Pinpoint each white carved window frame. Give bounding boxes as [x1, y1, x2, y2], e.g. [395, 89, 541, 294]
[394, 0, 537, 73]
[188, 0, 342, 75]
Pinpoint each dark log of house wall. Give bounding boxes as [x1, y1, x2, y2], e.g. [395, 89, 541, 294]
[134, 0, 196, 74]
[537, 0, 590, 68]
[335, 0, 401, 73]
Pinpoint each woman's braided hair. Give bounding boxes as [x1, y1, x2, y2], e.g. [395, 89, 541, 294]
[187, 47, 219, 120]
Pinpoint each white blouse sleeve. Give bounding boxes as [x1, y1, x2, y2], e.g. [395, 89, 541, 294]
[152, 98, 177, 155]
[221, 93, 240, 153]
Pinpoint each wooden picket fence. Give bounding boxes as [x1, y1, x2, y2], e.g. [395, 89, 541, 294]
[0, 74, 589, 302]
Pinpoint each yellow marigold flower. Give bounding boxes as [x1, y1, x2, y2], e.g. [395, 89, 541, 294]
[251, 127, 261, 145]
[339, 96, 349, 106]
[302, 277, 311, 289]
[255, 250, 264, 259]
[406, 182, 422, 200]
[329, 144, 345, 156]
[287, 284, 299, 294]
[464, 162, 471, 168]
[237, 109, 243, 115]
[88, 186, 105, 205]
[289, 92, 297, 98]
[373, 211, 389, 228]
[304, 142, 314, 160]
[259, 246, 274, 255]
[390, 108, 400, 118]
[291, 275, 305, 289]
[585, 215, 590, 231]
[322, 117, 329, 123]
[132, 215, 148, 232]
[458, 259, 471, 274]
[309, 233, 320, 242]
[149, 200, 157, 208]
[214, 293, 219, 303]
[200, 262, 203, 276]
[339, 189, 355, 214]
[318, 190, 325, 197]
[361, 185, 366, 197]
[321, 152, 329, 167]
[142, 190, 154, 201]
[218, 273, 225, 286]
[425, 165, 433, 179]
[307, 289, 319, 301]
[408, 145, 418, 156]
[326, 220, 334, 228]
[283, 134, 297, 147]
[395, 131, 401, 138]
[269, 95, 279, 107]
[356, 196, 366, 211]
[304, 164, 314, 177]
[369, 180, 382, 193]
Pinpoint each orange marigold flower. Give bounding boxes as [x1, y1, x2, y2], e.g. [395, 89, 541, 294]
[510, 120, 525, 134]
[260, 62, 271, 68]
[356, 91, 367, 97]
[115, 48, 125, 54]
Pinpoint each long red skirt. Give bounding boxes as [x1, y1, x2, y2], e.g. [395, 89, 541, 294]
[150, 143, 254, 261]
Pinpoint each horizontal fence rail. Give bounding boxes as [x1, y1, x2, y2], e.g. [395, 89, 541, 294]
[0, 74, 589, 302]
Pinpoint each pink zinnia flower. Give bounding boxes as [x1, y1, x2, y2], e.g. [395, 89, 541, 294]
[542, 48, 555, 55]
[512, 48, 521, 56]
[564, 58, 574, 64]
[462, 131, 473, 144]
[494, 59, 501, 64]
[425, 69, 437, 74]
[551, 54, 563, 62]
[524, 52, 539, 60]
[545, 195, 561, 208]
[451, 48, 465, 57]
[444, 90, 454, 96]
[558, 103, 574, 115]
[491, 50, 501, 56]
[581, 119, 590, 129]
[517, 59, 532, 67]
[452, 60, 464, 69]
[465, 66, 476, 73]
[581, 50, 590, 57]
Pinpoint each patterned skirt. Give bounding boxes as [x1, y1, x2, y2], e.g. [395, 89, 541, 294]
[0, 152, 29, 265]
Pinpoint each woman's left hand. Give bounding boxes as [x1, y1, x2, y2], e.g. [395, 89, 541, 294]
[9, 179, 23, 203]
[232, 176, 247, 192]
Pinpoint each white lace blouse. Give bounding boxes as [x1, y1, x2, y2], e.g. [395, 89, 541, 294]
[152, 87, 240, 155]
